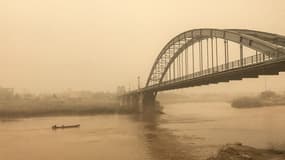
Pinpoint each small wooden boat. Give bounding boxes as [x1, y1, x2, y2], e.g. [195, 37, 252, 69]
[52, 124, 80, 129]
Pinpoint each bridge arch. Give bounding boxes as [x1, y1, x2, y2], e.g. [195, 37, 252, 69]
[146, 29, 285, 87]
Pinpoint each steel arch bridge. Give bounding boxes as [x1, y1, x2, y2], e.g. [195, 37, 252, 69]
[120, 28, 285, 110]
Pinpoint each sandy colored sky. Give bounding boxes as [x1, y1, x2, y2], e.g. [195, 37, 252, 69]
[1, 0, 285, 93]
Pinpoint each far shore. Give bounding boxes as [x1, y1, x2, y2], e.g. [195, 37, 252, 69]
[0, 91, 135, 119]
[0, 103, 135, 119]
[231, 91, 285, 108]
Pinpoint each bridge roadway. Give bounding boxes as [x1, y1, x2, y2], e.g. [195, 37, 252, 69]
[131, 53, 285, 94]
[120, 29, 285, 112]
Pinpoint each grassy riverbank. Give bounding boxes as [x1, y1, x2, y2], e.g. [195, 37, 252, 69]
[0, 91, 135, 118]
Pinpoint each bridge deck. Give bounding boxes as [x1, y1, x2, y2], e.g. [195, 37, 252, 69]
[126, 53, 285, 95]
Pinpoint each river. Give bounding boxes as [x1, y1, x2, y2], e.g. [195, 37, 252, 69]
[0, 102, 284, 160]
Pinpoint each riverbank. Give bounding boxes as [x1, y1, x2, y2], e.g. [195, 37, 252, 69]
[0, 90, 146, 118]
[0, 103, 135, 119]
[231, 91, 285, 108]
[208, 143, 285, 160]
[0, 92, 136, 118]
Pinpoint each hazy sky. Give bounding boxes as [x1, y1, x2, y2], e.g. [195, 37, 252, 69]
[1, 0, 285, 93]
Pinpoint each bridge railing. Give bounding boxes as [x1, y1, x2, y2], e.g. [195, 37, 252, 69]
[146, 52, 285, 89]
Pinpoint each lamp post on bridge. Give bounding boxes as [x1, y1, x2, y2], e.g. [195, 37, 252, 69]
[137, 76, 140, 90]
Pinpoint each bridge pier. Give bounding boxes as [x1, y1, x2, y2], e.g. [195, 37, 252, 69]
[142, 92, 156, 111]
[120, 91, 157, 113]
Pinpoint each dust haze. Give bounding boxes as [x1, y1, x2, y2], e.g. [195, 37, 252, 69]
[1, 0, 285, 94]
[1, 1, 285, 160]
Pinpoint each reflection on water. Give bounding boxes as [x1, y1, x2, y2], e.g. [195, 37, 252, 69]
[0, 102, 285, 160]
[133, 107, 218, 160]
[134, 113, 197, 160]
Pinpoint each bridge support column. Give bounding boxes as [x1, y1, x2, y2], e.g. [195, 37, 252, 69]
[119, 96, 126, 106]
[120, 92, 158, 113]
[141, 91, 157, 113]
[128, 94, 139, 110]
[138, 93, 144, 113]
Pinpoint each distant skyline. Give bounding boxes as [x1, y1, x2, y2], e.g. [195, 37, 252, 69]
[1, 0, 285, 93]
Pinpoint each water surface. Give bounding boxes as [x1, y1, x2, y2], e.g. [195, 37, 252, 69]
[0, 102, 284, 160]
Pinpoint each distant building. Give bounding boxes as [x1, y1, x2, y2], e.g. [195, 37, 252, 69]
[0, 87, 14, 100]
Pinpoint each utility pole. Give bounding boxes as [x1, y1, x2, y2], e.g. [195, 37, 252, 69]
[137, 76, 140, 89]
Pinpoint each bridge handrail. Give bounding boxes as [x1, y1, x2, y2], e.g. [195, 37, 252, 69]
[122, 52, 285, 94]
[156, 52, 283, 87]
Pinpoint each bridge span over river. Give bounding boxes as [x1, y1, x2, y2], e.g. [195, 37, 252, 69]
[120, 28, 285, 112]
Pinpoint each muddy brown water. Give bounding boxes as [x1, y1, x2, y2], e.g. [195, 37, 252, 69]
[0, 102, 284, 160]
